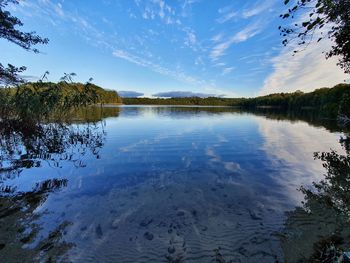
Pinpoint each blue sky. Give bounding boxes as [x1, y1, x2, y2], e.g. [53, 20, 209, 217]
[1, 0, 348, 97]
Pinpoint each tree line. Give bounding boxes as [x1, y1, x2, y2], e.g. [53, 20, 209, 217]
[122, 83, 350, 119]
[122, 96, 243, 106]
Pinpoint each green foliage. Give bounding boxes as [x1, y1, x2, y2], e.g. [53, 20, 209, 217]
[241, 84, 350, 117]
[339, 93, 350, 117]
[0, 81, 122, 124]
[0, 0, 48, 85]
[280, 0, 350, 73]
[0, 64, 26, 86]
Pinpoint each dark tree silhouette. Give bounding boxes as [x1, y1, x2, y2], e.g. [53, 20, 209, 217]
[0, 64, 26, 86]
[280, 0, 350, 73]
[0, 178, 74, 261]
[60, 72, 77, 83]
[280, 135, 350, 262]
[0, 0, 48, 85]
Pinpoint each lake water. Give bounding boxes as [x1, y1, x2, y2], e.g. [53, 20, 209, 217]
[0, 106, 348, 262]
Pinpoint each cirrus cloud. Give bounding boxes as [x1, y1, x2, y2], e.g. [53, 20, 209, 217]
[260, 38, 348, 95]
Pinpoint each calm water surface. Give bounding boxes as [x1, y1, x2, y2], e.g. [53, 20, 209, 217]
[0, 106, 348, 262]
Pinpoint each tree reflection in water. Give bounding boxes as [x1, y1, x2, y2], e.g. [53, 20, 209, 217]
[0, 106, 119, 261]
[281, 135, 350, 262]
[2, 106, 350, 262]
[0, 122, 105, 183]
[0, 179, 73, 261]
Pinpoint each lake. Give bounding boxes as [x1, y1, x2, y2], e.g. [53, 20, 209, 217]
[0, 106, 349, 262]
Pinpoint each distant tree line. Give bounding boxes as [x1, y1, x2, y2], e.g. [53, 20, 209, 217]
[122, 97, 243, 106]
[122, 83, 350, 119]
[240, 84, 350, 117]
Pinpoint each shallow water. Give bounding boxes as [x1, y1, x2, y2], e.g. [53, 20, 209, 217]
[0, 106, 348, 262]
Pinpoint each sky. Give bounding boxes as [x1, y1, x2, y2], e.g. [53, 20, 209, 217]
[1, 0, 349, 97]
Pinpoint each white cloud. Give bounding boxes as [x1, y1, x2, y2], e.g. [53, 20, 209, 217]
[260, 38, 349, 95]
[142, 6, 156, 19]
[139, 0, 179, 25]
[210, 23, 262, 60]
[222, 67, 234, 75]
[113, 49, 204, 86]
[242, 0, 276, 18]
[183, 28, 198, 51]
[216, 10, 237, 23]
[214, 62, 226, 67]
[194, 56, 204, 66]
[158, 0, 165, 18]
[218, 5, 233, 14]
[217, 0, 277, 22]
[211, 33, 223, 43]
[54, 3, 64, 17]
[186, 31, 196, 45]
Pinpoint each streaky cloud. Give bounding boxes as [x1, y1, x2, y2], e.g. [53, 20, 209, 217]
[113, 49, 204, 86]
[210, 23, 262, 60]
[261, 34, 348, 95]
[242, 0, 276, 18]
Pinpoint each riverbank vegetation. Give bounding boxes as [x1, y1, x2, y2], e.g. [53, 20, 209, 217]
[0, 81, 121, 125]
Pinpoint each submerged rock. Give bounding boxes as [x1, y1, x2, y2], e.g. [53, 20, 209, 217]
[176, 211, 185, 216]
[248, 209, 262, 220]
[139, 218, 153, 227]
[144, 232, 154, 241]
[96, 224, 103, 239]
[168, 246, 175, 254]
